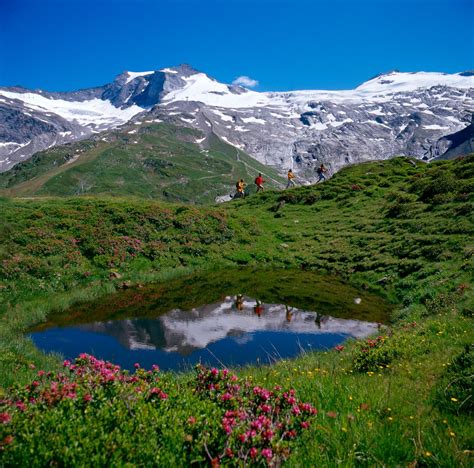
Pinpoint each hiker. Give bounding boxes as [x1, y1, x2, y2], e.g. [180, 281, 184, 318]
[235, 179, 246, 198]
[316, 164, 327, 183]
[285, 305, 294, 322]
[254, 300, 264, 317]
[235, 294, 244, 311]
[286, 169, 296, 189]
[314, 312, 328, 329]
[255, 173, 265, 192]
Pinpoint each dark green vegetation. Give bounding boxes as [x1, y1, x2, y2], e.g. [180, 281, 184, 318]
[0, 155, 473, 465]
[0, 123, 284, 203]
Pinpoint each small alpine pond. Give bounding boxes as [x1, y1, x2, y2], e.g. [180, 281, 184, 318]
[30, 269, 392, 371]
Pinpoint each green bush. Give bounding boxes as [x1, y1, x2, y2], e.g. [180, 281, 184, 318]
[352, 336, 397, 372]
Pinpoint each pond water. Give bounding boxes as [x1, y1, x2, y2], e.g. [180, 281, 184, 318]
[30, 269, 391, 371]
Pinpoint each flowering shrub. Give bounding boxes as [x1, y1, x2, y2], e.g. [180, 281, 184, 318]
[352, 335, 397, 372]
[193, 365, 317, 465]
[0, 356, 317, 465]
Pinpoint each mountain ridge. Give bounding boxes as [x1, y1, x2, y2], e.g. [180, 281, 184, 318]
[1, 65, 473, 178]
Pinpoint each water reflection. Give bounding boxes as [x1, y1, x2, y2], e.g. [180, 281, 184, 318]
[31, 294, 380, 372]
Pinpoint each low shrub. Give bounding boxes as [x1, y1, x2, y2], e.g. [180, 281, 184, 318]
[352, 335, 397, 372]
[0, 355, 317, 466]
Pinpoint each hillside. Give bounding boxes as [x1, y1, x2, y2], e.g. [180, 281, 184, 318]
[0, 122, 284, 203]
[0, 155, 472, 465]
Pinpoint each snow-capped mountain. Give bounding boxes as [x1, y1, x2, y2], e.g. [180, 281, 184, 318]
[1, 65, 473, 176]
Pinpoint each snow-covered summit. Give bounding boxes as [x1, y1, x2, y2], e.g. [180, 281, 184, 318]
[355, 70, 474, 93]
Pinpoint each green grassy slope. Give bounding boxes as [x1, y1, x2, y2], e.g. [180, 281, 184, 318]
[0, 122, 285, 203]
[0, 156, 472, 465]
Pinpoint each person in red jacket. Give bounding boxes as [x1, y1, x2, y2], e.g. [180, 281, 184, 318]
[255, 173, 265, 192]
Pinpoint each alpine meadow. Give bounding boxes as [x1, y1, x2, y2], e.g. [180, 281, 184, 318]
[0, 0, 473, 466]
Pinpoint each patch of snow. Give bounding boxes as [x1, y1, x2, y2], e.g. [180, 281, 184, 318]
[329, 118, 353, 127]
[398, 124, 409, 133]
[195, 137, 206, 144]
[211, 109, 233, 122]
[125, 71, 154, 84]
[423, 124, 450, 130]
[312, 122, 328, 130]
[368, 108, 384, 116]
[445, 116, 461, 123]
[220, 135, 245, 150]
[0, 90, 144, 129]
[128, 129, 137, 134]
[241, 116, 266, 124]
[160, 68, 178, 74]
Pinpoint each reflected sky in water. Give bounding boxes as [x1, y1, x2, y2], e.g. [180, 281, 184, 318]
[31, 295, 379, 371]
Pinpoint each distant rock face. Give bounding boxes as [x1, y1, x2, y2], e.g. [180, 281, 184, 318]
[1, 66, 473, 178]
[434, 116, 474, 160]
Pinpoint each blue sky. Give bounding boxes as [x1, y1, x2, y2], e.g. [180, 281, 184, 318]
[1, 0, 472, 92]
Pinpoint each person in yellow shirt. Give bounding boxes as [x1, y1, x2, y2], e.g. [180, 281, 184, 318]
[286, 169, 296, 189]
[235, 179, 246, 198]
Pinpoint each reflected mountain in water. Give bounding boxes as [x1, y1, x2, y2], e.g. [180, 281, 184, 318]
[77, 296, 379, 356]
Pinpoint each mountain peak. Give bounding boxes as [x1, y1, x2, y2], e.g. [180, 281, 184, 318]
[368, 69, 401, 81]
[163, 64, 201, 77]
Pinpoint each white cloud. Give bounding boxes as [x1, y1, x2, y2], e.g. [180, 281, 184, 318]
[232, 75, 259, 88]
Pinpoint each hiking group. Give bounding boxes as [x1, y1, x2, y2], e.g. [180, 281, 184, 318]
[233, 164, 327, 199]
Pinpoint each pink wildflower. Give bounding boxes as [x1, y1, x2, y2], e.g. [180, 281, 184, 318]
[261, 448, 273, 460]
[0, 413, 11, 424]
[15, 401, 26, 412]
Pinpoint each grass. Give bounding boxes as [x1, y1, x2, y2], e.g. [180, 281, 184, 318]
[0, 155, 473, 465]
[0, 123, 285, 203]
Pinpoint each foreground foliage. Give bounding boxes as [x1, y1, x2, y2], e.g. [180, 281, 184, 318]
[1, 355, 317, 465]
